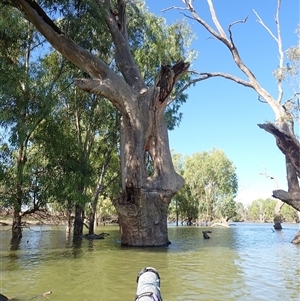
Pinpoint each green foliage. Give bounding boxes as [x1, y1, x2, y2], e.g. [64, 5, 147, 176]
[171, 149, 238, 223]
[0, 0, 196, 225]
[273, 27, 300, 123]
[247, 198, 277, 222]
[234, 201, 248, 222]
[97, 196, 117, 221]
[248, 198, 299, 222]
[0, 6, 57, 219]
[184, 149, 238, 221]
[281, 203, 299, 222]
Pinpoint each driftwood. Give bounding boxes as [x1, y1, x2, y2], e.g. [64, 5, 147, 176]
[202, 231, 212, 239]
[211, 222, 230, 228]
[0, 222, 9, 226]
[135, 267, 163, 301]
[82, 233, 110, 240]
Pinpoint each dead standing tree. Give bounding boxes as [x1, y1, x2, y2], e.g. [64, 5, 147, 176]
[260, 165, 284, 229]
[172, 0, 299, 241]
[7, 0, 189, 246]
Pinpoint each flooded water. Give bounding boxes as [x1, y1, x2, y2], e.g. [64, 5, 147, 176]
[0, 223, 299, 301]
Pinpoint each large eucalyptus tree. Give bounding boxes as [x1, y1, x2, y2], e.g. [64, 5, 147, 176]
[5, 0, 192, 246]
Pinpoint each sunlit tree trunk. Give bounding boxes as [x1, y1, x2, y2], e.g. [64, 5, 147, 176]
[113, 87, 184, 245]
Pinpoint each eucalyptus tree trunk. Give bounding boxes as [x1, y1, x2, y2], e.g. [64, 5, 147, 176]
[273, 200, 283, 230]
[12, 203, 22, 238]
[12, 146, 26, 238]
[112, 67, 185, 245]
[74, 204, 84, 236]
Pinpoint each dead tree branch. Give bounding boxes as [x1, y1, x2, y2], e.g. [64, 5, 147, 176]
[253, 0, 284, 103]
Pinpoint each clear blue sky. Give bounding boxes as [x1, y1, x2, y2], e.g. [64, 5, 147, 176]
[146, 0, 299, 205]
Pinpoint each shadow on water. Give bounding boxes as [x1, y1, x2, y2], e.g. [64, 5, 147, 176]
[71, 236, 83, 257]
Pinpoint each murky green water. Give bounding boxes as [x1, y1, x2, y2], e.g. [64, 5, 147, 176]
[0, 223, 299, 301]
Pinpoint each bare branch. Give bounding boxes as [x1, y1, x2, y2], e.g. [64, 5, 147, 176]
[180, 0, 287, 121]
[228, 16, 248, 45]
[162, 5, 188, 13]
[260, 164, 280, 188]
[182, 1, 259, 85]
[286, 92, 300, 103]
[168, 70, 253, 105]
[253, 0, 284, 103]
[181, 0, 224, 42]
[253, 10, 278, 42]
[206, 0, 227, 38]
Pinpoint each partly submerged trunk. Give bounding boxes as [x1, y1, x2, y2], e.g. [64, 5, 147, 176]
[115, 190, 170, 246]
[88, 210, 96, 235]
[113, 67, 186, 246]
[66, 206, 72, 235]
[12, 146, 26, 238]
[273, 199, 283, 230]
[88, 160, 111, 235]
[113, 109, 183, 245]
[74, 204, 84, 235]
[12, 207, 22, 238]
[258, 122, 300, 242]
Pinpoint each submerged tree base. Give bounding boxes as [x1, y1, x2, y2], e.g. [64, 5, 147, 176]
[291, 231, 300, 244]
[114, 189, 173, 246]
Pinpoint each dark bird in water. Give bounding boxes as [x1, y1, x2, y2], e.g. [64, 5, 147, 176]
[202, 230, 212, 239]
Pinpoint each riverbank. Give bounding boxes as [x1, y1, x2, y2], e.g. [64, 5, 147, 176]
[0, 218, 62, 227]
[0, 212, 70, 227]
[0, 215, 118, 227]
